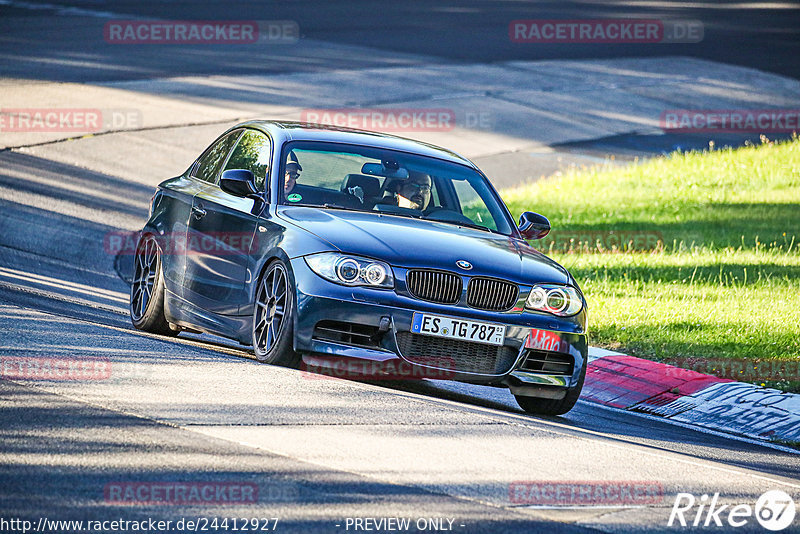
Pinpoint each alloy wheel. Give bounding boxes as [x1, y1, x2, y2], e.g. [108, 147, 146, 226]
[130, 237, 158, 321]
[254, 263, 288, 355]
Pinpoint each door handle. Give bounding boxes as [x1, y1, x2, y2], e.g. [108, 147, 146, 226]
[191, 205, 207, 219]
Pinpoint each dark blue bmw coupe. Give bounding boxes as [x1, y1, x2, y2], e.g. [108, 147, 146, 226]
[130, 121, 588, 415]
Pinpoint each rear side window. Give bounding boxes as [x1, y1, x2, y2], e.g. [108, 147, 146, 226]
[192, 131, 241, 183]
[222, 130, 272, 191]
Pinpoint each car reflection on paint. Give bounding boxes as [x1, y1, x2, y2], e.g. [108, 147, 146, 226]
[130, 121, 588, 415]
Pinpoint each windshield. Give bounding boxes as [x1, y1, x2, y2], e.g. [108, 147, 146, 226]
[278, 141, 514, 235]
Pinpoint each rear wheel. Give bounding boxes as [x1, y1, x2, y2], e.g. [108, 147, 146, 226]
[252, 260, 300, 367]
[514, 362, 586, 416]
[130, 235, 177, 336]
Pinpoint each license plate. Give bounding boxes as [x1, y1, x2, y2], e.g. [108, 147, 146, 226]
[411, 313, 506, 346]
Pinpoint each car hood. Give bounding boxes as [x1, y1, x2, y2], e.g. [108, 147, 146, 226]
[278, 207, 570, 285]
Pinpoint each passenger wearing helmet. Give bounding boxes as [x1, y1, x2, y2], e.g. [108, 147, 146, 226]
[284, 151, 303, 198]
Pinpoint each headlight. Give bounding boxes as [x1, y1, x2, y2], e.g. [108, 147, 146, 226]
[305, 253, 394, 288]
[525, 284, 583, 316]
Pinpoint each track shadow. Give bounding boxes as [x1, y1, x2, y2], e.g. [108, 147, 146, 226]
[2, 382, 583, 534]
[0, 151, 153, 218]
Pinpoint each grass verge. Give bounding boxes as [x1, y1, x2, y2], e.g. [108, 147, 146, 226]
[501, 136, 800, 392]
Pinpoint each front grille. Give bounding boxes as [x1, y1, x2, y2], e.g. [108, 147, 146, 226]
[467, 277, 519, 311]
[313, 320, 382, 349]
[518, 349, 574, 376]
[396, 332, 517, 375]
[406, 270, 462, 304]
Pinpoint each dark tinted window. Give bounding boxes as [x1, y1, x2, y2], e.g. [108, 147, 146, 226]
[222, 130, 272, 190]
[193, 131, 241, 183]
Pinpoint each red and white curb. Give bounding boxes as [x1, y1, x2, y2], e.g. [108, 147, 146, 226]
[584, 348, 800, 444]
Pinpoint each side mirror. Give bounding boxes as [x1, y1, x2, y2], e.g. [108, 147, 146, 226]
[518, 211, 550, 240]
[220, 169, 258, 198]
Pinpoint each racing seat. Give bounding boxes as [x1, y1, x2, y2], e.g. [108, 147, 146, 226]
[341, 174, 381, 206]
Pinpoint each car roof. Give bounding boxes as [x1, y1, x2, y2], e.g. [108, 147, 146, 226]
[230, 120, 478, 170]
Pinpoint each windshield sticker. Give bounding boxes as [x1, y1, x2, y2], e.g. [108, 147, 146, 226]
[287, 193, 302, 202]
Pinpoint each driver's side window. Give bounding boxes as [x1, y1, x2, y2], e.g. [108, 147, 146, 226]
[222, 130, 272, 191]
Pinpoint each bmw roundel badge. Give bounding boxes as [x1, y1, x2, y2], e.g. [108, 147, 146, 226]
[456, 260, 472, 270]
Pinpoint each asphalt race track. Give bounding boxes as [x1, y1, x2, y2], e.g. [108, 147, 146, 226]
[2, 158, 799, 529]
[1, 0, 798, 82]
[1, 1, 800, 533]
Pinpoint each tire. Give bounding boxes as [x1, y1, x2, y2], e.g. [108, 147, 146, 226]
[514, 361, 586, 416]
[252, 260, 300, 367]
[130, 235, 178, 336]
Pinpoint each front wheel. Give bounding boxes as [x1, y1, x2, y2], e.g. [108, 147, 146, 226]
[252, 260, 300, 367]
[130, 235, 177, 336]
[514, 362, 586, 416]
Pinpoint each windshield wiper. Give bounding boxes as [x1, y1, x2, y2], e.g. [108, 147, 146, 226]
[322, 203, 365, 211]
[428, 218, 502, 234]
[455, 221, 497, 233]
[372, 209, 423, 219]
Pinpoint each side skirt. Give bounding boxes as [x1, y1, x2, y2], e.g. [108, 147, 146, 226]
[164, 289, 252, 345]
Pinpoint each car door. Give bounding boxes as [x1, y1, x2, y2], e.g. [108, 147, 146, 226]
[162, 130, 241, 296]
[183, 129, 272, 315]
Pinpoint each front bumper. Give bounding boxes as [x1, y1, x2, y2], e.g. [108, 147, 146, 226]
[290, 258, 588, 392]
